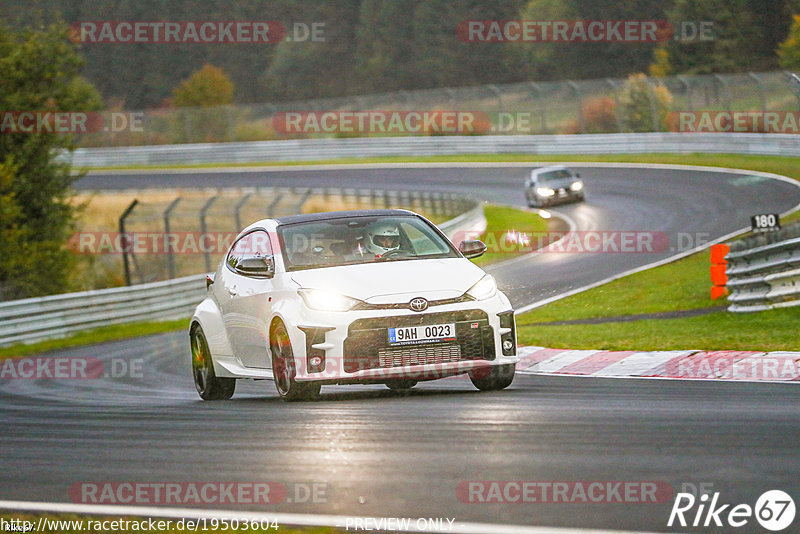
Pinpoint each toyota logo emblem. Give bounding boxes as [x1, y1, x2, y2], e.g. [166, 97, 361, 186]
[409, 297, 429, 312]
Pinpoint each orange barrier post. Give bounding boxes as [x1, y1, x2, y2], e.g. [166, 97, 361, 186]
[710, 243, 729, 299]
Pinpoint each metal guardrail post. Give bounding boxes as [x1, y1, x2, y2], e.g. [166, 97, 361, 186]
[487, 84, 503, 111]
[119, 199, 139, 287]
[566, 81, 585, 133]
[234, 193, 252, 232]
[748, 72, 767, 115]
[713, 74, 732, 115]
[294, 188, 312, 213]
[677, 75, 693, 112]
[786, 72, 800, 111]
[163, 197, 181, 280]
[267, 193, 283, 217]
[646, 79, 659, 132]
[605, 78, 624, 132]
[199, 195, 219, 274]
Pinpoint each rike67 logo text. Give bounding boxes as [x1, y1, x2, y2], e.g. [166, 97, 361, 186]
[668, 490, 795, 531]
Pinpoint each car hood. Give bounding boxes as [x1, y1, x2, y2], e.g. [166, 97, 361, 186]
[289, 257, 486, 303]
[537, 178, 577, 189]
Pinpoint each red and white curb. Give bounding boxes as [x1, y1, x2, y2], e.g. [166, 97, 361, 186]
[516, 346, 800, 383]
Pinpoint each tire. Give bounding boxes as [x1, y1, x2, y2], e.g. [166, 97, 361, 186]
[469, 364, 515, 391]
[270, 322, 321, 401]
[191, 324, 235, 400]
[385, 379, 418, 390]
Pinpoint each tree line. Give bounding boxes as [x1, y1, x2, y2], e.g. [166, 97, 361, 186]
[2, 0, 799, 110]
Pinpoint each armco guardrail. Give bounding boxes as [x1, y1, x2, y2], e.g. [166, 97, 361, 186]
[0, 274, 205, 346]
[0, 201, 484, 348]
[725, 223, 800, 312]
[66, 133, 800, 167]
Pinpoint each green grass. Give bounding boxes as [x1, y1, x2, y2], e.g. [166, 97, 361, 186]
[515, 249, 800, 352]
[519, 250, 716, 323]
[0, 318, 188, 360]
[517, 307, 800, 351]
[471, 204, 550, 267]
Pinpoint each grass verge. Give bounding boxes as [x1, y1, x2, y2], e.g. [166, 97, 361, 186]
[0, 318, 187, 360]
[471, 204, 550, 267]
[517, 307, 800, 352]
[515, 248, 800, 351]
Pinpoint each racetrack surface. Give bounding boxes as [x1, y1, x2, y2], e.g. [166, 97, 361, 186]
[3, 164, 800, 532]
[74, 164, 800, 307]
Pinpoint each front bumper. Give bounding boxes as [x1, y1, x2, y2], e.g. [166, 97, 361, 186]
[288, 296, 517, 383]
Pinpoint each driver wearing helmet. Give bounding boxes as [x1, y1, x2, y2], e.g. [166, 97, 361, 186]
[361, 221, 402, 258]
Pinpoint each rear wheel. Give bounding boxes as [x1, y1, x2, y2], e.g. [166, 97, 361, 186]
[270, 322, 321, 401]
[469, 364, 515, 391]
[385, 379, 418, 390]
[191, 324, 235, 400]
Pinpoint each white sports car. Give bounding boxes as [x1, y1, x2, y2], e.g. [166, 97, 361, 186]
[190, 209, 518, 401]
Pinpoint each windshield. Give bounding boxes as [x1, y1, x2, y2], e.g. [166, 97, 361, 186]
[538, 169, 574, 182]
[277, 215, 458, 271]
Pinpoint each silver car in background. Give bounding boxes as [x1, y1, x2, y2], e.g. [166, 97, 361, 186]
[525, 165, 585, 208]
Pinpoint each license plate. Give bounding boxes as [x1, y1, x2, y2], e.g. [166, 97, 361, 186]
[388, 323, 456, 345]
[558, 188, 567, 197]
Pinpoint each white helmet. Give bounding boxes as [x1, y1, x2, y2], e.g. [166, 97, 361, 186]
[364, 221, 401, 256]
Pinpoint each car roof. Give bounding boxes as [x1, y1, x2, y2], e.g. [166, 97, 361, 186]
[274, 209, 417, 225]
[532, 165, 571, 175]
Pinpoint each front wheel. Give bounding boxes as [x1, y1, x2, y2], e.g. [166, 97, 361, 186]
[191, 324, 235, 400]
[270, 322, 321, 401]
[469, 364, 515, 391]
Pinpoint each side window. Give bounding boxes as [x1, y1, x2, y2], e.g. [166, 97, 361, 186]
[227, 230, 273, 271]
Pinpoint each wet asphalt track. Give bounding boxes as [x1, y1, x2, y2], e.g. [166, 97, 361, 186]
[2, 164, 800, 532]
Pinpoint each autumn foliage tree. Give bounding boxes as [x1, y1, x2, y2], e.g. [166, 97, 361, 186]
[778, 15, 800, 70]
[171, 64, 235, 142]
[0, 22, 102, 299]
[619, 74, 673, 132]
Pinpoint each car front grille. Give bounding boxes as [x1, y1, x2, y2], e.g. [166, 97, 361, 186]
[342, 309, 494, 373]
[377, 344, 462, 368]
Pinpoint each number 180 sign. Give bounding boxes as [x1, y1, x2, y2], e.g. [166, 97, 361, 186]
[751, 213, 781, 232]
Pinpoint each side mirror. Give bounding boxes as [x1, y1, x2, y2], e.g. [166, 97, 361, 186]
[575, 172, 581, 178]
[459, 240, 487, 259]
[234, 255, 275, 278]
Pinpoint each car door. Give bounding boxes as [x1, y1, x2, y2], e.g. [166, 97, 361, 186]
[220, 229, 276, 369]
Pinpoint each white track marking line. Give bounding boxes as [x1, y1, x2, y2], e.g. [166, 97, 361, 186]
[0, 500, 660, 534]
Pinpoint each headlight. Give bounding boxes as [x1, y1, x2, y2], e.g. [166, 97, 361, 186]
[298, 289, 362, 311]
[570, 181, 583, 192]
[536, 187, 555, 197]
[466, 274, 497, 301]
